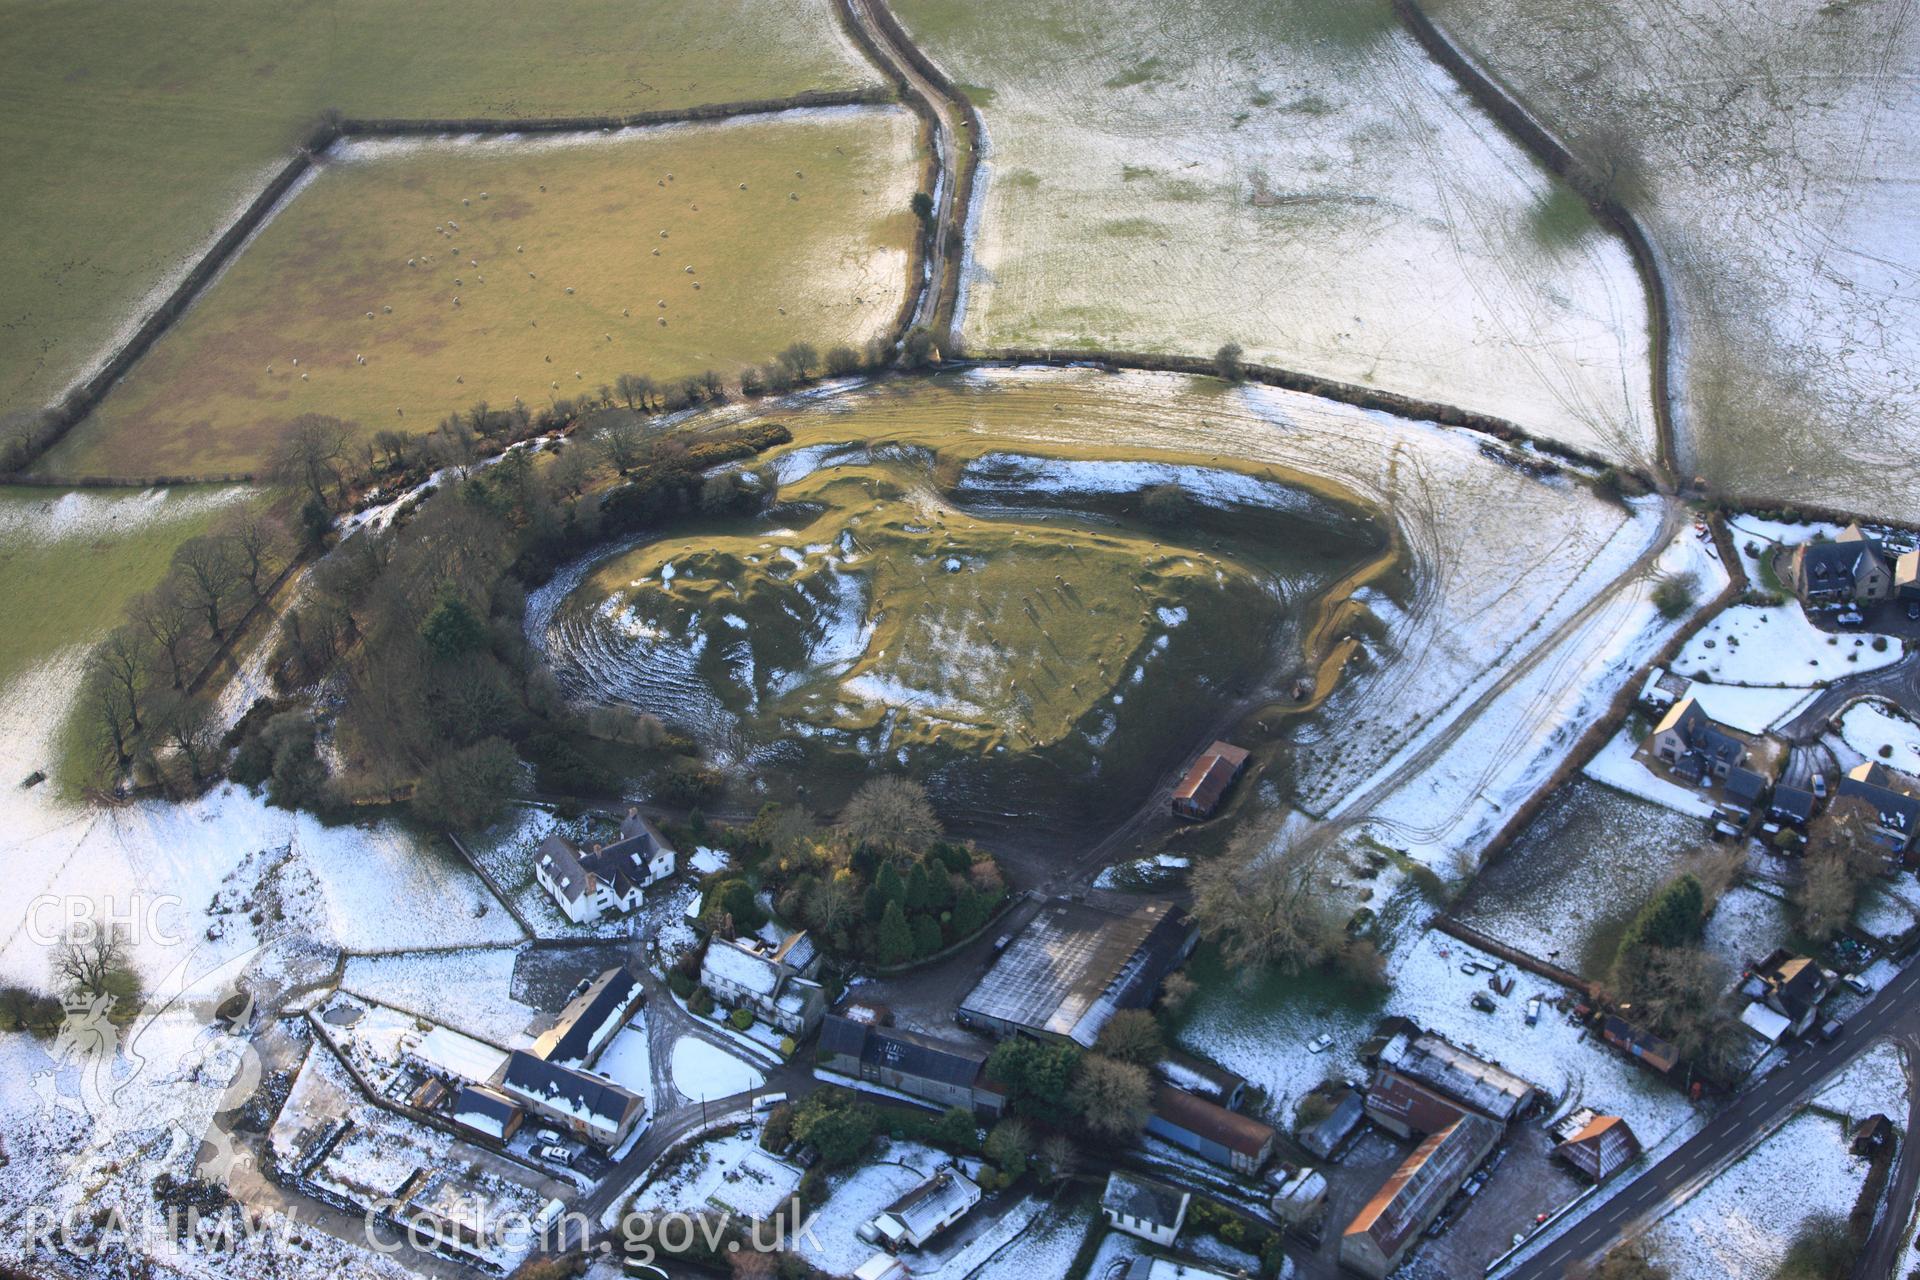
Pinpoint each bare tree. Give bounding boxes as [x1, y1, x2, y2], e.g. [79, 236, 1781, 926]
[270, 414, 352, 505]
[1190, 817, 1343, 972]
[81, 659, 141, 771]
[127, 578, 200, 689]
[840, 775, 941, 854]
[51, 922, 139, 1003]
[224, 510, 288, 601]
[150, 690, 223, 784]
[596, 416, 648, 474]
[172, 535, 244, 640]
[614, 373, 655, 413]
[88, 627, 151, 734]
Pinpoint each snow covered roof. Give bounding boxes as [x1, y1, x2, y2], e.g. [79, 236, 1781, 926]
[703, 939, 785, 997]
[412, 1024, 509, 1084]
[450, 1084, 522, 1140]
[1101, 1171, 1188, 1229]
[875, 1169, 981, 1244]
[1388, 1034, 1536, 1123]
[501, 1050, 643, 1137]
[532, 967, 641, 1068]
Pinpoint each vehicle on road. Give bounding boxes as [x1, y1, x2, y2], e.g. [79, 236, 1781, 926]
[1307, 1033, 1334, 1053]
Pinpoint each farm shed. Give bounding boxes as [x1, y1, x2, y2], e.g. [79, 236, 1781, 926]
[1171, 740, 1250, 819]
[958, 894, 1196, 1047]
[1339, 1113, 1501, 1280]
[1146, 1082, 1276, 1173]
[1552, 1113, 1640, 1183]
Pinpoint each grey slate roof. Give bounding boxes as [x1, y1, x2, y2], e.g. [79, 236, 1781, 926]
[1769, 785, 1816, 823]
[534, 967, 639, 1068]
[1101, 1171, 1188, 1229]
[501, 1049, 642, 1133]
[1724, 767, 1769, 805]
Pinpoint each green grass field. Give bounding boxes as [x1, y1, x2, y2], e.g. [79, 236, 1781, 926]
[0, 0, 882, 426]
[41, 110, 920, 478]
[0, 484, 251, 690]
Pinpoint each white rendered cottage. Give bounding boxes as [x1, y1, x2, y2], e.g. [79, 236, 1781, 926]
[535, 809, 676, 924]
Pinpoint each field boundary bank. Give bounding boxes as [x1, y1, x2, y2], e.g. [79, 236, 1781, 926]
[961, 348, 1631, 475]
[1389, 0, 1682, 491]
[1, 86, 898, 482]
[839, 0, 984, 347]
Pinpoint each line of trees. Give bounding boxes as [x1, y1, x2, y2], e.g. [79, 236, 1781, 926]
[76, 509, 296, 793]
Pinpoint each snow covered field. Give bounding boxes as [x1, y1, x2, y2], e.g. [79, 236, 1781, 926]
[1183, 930, 1697, 1141]
[1431, 0, 1920, 521]
[630, 1125, 801, 1220]
[1350, 502, 1718, 870]
[1455, 780, 1712, 973]
[1675, 605, 1900, 686]
[1641, 1110, 1869, 1280]
[340, 948, 540, 1048]
[895, 0, 1659, 467]
[1583, 729, 1714, 818]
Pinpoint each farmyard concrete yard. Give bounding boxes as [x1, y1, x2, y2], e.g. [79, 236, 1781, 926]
[5, 3, 1920, 1280]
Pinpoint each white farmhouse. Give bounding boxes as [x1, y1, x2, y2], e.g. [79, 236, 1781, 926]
[535, 808, 676, 924]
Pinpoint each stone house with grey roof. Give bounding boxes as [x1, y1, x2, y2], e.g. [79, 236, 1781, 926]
[700, 933, 827, 1037]
[1790, 524, 1894, 605]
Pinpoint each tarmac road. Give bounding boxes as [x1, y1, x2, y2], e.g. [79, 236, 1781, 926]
[1499, 954, 1920, 1279]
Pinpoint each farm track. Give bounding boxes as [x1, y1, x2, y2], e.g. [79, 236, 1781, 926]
[837, 0, 978, 347]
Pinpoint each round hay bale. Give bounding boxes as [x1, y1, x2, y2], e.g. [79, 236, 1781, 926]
[659, 230, 669, 238]
[789, 192, 798, 200]
[565, 286, 575, 295]
[684, 266, 694, 274]
[658, 317, 666, 326]
[383, 305, 392, 313]
[739, 183, 748, 190]
[301, 372, 308, 380]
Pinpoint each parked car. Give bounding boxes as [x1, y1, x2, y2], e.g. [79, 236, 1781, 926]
[1812, 773, 1828, 798]
[1470, 992, 1497, 1013]
[1307, 1033, 1335, 1054]
[1460, 961, 1482, 976]
[752, 1092, 789, 1112]
[1844, 973, 1874, 996]
[1908, 601, 1920, 621]
[1820, 1016, 1846, 1042]
[534, 1128, 563, 1146]
[536, 1144, 574, 1166]
[1525, 997, 1542, 1026]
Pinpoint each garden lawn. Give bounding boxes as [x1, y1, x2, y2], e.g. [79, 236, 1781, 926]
[0, 0, 881, 422]
[45, 109, 920, 478]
